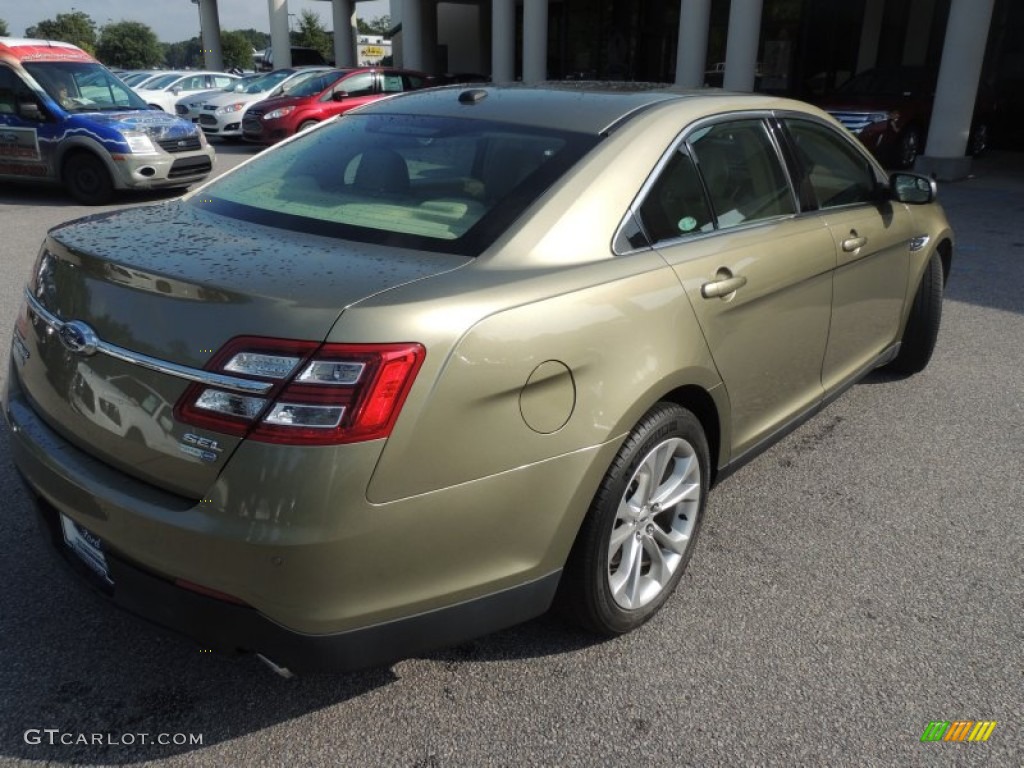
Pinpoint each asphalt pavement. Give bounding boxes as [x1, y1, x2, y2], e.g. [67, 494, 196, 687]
[0, 144, 1020, 766]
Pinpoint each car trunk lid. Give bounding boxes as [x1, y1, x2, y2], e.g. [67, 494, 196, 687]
[14, 201, 467, 498]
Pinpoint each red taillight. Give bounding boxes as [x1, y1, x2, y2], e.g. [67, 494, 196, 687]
[174, 336, 425, 445]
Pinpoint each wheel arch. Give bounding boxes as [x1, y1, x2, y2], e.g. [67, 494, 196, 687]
[936, 237, 952, 285]
[57, 141, 121, 188]
[654, 384, 724, 485]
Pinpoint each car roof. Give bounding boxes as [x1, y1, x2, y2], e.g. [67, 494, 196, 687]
[358, 82, 803, 135]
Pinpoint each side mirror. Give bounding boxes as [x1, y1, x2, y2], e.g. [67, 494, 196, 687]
[172, 86, 182, 95]
[889, 172, 936, 205]
[332, 90, 348, 102]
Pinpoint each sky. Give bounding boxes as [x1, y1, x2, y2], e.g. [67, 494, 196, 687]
[2, 0, 392, 44]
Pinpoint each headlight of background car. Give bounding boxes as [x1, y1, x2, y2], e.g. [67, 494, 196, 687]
[123, 132, 158, 155]
[264, 106, 296, 121]
[216, 102, 245, 115]
[866, 110, 901, 130]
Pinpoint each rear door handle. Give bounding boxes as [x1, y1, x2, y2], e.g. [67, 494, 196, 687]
[701, 272, 747, 299]
[842, 235, 867, 252]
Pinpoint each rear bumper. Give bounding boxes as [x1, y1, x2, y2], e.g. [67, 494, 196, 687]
[3, 360, 580, 672]
[27, 489, 559, 673]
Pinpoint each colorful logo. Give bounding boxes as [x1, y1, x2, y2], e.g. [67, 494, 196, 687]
[921, 721, 997, 742]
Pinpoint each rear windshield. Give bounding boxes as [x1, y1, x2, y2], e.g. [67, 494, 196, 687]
[199, 113, 599, 256]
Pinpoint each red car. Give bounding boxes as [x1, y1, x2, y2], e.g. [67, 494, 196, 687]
[817, 66, 994, 169]
[242, 67, 429, 145]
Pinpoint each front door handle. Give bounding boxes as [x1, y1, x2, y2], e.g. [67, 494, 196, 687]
[701, 271, 747, 299]
[842, 233, 868, 252]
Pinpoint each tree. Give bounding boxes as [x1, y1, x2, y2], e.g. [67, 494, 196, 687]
[357, 15, 392, 37]
[0, 18, 9, 37]
[25, 12, 98, 53]
[163, 38, 203, 70]
[221, 30, 254, 71]
[97, 21, 163, 69]
[233, 28, 270, 53]
[293, 9, 332, 60]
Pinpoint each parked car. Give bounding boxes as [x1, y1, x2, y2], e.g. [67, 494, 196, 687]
[242, 67, 428, 145]
[134, 70, 240, 113]
[0, 38, 214, 204]
[188, 67, 333, 138]
[817, 65, 993, 168]
[119, 70, 165, 88]
[173, 73, 263, 123]
[4, 83, 952, 674]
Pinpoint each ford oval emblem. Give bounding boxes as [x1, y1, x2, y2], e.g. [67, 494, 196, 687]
[58, 321, 100, 356]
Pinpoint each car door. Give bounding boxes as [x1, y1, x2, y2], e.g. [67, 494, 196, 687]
[0, 65, 51, 181]
[640, 117, 837, 457]
[779, 117, 911, 392]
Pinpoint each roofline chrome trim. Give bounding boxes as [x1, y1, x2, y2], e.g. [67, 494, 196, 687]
[23, 287, 273, 396]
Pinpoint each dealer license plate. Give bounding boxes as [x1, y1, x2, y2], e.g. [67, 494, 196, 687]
[60, 514, 112, 585]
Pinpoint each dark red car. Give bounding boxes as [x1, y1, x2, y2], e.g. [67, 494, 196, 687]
[817, 66, 993, 168]
[243, 67, 429, 145]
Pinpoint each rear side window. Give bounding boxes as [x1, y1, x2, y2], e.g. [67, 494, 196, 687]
[638, 149, 714, 243]
[201, 113, 598, 256]
[783, 119, 878, 209]
[690, 119, 795, 230]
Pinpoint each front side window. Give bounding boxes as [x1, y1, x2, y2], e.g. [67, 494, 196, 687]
[689, 119, 796, 230]
[783, 119, 878, 209]
[287, 70, 344, 98]
[341, 72, 376, 97]
[200, 113, 598, 256]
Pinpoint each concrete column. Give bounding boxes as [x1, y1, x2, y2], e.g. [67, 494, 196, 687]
[723, 0, 762, 92]
[423, 0, 439, 74]
[856, 0, 885, 73]
[675, 0, 711, 88]
[492, 0, 515, 83]
[903, 0, 936, 66]
[268, 0, 291, 69]
[332, 0, 356, 67]
[199, 0, 224, 71]
[478, 0, 492, 76]
[402, 0, 424, 70]
[916, 0, 995, 180]
[523, 0, 548, 83]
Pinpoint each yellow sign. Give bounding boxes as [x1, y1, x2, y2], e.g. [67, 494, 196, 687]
[361, 46, 386, 58]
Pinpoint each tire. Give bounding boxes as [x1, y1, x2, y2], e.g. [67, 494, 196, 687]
[888, 253, 943, 375]
[297, 120, 319, 133]
[897, 127, 921, 169]
[63, 152, 115, 205]
[559, 402, 709, 635]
